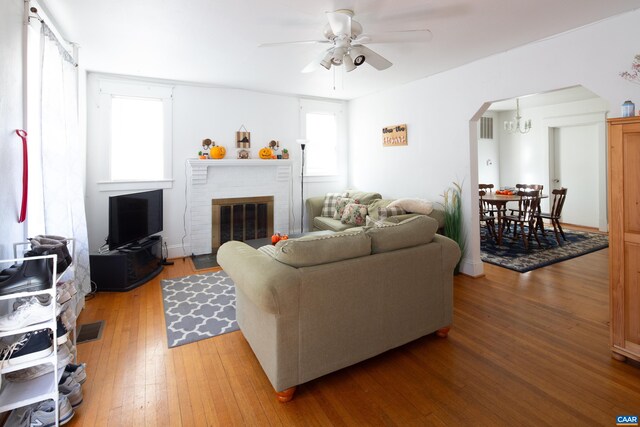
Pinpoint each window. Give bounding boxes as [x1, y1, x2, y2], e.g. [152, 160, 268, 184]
[99, 80, 173, 190]
[300, 99, 343, 177]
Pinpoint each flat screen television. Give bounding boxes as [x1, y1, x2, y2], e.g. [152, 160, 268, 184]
[108, 189, 163, 250]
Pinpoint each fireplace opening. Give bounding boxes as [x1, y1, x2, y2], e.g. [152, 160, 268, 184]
[212, 196, 274, 252]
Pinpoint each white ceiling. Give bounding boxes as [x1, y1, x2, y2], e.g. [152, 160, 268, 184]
[43, 0, 639, 100]
[487, 85, 601, 112]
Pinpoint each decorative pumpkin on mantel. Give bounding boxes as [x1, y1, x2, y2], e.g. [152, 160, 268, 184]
[259, 147, 273, 159]
[210, 144, 226, 159]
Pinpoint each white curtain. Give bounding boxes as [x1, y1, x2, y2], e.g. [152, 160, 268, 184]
[29, 22, 91, 294]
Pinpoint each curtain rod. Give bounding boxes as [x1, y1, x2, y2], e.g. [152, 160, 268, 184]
[28, 5, 78, 67]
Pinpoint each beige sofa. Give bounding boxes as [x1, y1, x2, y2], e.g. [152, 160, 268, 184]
[217, 215, 461, 402]
[305, 191, 446, 232]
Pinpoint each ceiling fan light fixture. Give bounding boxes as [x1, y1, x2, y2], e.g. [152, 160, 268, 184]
[343, 54, 356, 72]
[320, 50, 334, 70]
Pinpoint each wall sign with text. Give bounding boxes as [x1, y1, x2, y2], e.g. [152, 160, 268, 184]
[382, 124, 407, 146]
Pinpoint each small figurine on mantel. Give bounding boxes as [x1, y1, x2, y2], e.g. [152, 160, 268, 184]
[200, 138, 213, 159]
[281, 148, 289, 159]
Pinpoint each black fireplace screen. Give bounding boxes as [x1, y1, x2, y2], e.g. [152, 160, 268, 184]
[212, 196, 273, 252]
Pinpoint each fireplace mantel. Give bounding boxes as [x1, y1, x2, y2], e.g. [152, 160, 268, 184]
[187, 159, 293, 185]
[186, 158, 293, 255]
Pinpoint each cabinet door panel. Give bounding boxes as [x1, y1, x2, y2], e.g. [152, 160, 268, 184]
[624, 133, 640, 234]
[625, 242, 640, 345]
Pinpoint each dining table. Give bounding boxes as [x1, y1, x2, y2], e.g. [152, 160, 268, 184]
[481, 192, 548, 246]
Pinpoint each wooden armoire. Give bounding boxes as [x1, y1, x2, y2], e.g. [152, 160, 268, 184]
[608, 116, 640, 363]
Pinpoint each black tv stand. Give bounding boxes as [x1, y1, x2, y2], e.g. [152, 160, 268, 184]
[90, 236, 163, 292]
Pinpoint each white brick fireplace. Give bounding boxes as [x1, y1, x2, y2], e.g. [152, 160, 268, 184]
[186, 159, 292, 255]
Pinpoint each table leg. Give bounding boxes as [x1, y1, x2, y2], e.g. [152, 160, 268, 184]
[497, 203, 504, 246]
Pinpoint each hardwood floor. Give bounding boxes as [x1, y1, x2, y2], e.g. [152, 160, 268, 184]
[66, 247, 640, 426]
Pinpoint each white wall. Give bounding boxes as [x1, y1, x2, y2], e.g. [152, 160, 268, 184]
[477, 112, 500, 186]
[349, 9, 640, 276]
[0, 0, 27, 259]
[85, 74, 348, 257]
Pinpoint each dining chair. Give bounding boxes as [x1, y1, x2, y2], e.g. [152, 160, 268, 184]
[507, 183, 544, 221]
[501, 191, 541, 250]
[536, 188, 568, 245]
[479, 183, 499, 216]
[479, 190, 496, 241]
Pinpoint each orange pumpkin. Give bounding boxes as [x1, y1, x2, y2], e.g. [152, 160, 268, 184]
[210, 145, 226, 159]
[259, 147, 273, 159]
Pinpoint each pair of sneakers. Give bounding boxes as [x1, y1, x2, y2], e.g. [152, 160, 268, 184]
[0, 329, 53, 369]
[5, 395, 75, 426]
[0, 296, 54, 332]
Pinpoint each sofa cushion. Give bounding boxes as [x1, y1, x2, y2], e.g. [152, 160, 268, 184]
[365, 215, 438, 254]
[321, 192, 347, 217]
[378, 206, 406, 220]
[340, 203, 368, 226]
[345, 191, 382, 205]
[387, 198, 433, 215]
[333, 197, 356, 219]
[366, 199, 395, 221]
[313, 216, 355, 232]
[273, 229, 371, 267]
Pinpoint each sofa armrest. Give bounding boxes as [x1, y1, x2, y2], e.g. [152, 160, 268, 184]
[432, 234, 461, 272]
[305, 196, 326, 230]
[217, 241, 300, 315]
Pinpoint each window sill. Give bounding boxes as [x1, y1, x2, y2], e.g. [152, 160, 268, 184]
[303, 175, 341, 183]
[97, 179, 173, 192]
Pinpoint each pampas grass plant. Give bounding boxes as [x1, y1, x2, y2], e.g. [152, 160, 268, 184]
[442, 181, 465, 273]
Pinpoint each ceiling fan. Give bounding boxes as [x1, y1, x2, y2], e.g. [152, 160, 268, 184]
[259, 9, 432, 73]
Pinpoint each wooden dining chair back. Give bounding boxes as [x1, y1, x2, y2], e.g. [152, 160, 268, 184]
[515, 183, 543, 196]
[501, 191, 541, 250]
[479, 190, 496, 241]
[537, 187, 568, 245]
[479, 183, 495, 193]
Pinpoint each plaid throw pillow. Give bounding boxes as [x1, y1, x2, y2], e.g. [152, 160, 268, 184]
[378, 206, 406, 220]
[321, 192, 348, 217]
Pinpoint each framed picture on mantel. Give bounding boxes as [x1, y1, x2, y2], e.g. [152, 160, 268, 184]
[236, 125, 251, 149]
[382, 124, 407, 147]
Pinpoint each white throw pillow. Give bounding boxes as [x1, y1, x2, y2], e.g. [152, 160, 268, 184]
[387, 198, 434, 215]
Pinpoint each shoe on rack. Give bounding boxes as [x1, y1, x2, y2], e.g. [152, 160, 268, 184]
[58, 375, 83, 408]
[0, 329, 53, 367]
[30, 396, 75, 426]
[62, 340, 76, 360]
[4, 343, 73, 383]
[29, 235, 72, 273]
[56, 317, 69, 345]
[60, 307, 76, 332]
[63, 362, 87, 385]
[4, 401, 38, 426]
[0, 296, 53, 332]
[56, 280, 77, 307]
[0, 257, 52, 296]
[34, 235, 73, 266]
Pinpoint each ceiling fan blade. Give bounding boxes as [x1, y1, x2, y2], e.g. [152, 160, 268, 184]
[326, 10, 352, 36]
[355, 29, 433, 44]
[351, 45, 392, 70]
[259, 40, 330, 48]
[302, 48, 334, 73]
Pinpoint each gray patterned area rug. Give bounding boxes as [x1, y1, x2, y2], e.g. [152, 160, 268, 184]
[161, 271, 239, 348]
[481, 228, 608, 273]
